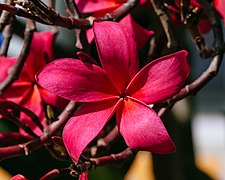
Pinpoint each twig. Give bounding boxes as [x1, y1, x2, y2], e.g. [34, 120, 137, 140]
[150, 0, 178, 48]
[0, 19, 35, 94]
[0, 108, 39, 138]
[87, 126, 121, 157]
[40, 168, 72, 180]
[1, 101, 43, 131]
[0, 0, 15, 31]
[0, 101, 78, 161]
[0, 15, 15, 56]
[0, 2, 92, 29]
[197, 0, 225, 54]
[154, 1, 224, 115]
[188, 25, 214, 58]
[91, 148, 136, 167]
[65, 0, 89, 52]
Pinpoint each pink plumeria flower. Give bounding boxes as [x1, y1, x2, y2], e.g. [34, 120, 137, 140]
[37, 21, 190, 164]
[75, 0, 147, 13]
[75, 0, 153, 49]
[0, 32, 67, 137]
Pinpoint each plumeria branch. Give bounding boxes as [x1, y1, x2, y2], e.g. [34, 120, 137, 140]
[188, 25, 214, 58]
[197, 0, 225, 54]
[40, 148, 136, 179]
[85, 126, 121, 157]
[64, 0, 89, 52]
[154, 0, 224, 114]
[150, 0, 178, 48]
[39, 168, 73, 180]
[0, 15, 15, 56]
[0, 1, 92, 29]
[0, 0, 15, 31]
[0, 19, 35, 93]
[0, 101, 78, 161]
[1, 101, 43, 131]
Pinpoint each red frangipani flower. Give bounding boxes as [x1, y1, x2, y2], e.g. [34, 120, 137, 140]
[75, 0, 153, 49]
[37, 21, 190, 164]
[0, 32, 67, 136]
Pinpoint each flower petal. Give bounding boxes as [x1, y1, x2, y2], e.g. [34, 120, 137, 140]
[126, 50, 189, 104]
[10, 174, 28, 180]
[63, 99, 121, 163]
[19, 85, 45, 137]
[86, 15, 154, 50]
[38, 87, 68, 109]
[93, 21, 139, 92]
[37, 58, 119, 102]
[22, 31, 54, 81]
[75, 0, 120, 13]
[0, 56, 16, 82]
[120, 14, 154, 50]
[116, 98, 175, 154]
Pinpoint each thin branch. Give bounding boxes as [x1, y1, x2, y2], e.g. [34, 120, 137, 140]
[0, 19, 35, 93]
[0, 0, 15, 31]
[0, 15, 15, 56]
[40, 168, 72, 180]
[188, 25, 214, 58]
[0, 109, 38, 138]
[64, 0, 89, 52]
[0, 2, 92, 29]
[1, 101, 43, 131]
[91, 148, 136, 167]
[150, 0, 178, 48]
[0, 101, 78, 161]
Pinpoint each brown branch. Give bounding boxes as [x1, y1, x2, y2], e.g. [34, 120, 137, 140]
[2, 101, 43, 131]
[197, 0, 224, 54]
[89, 126, 121, 157]
[0, 2, 91, 29]
[188, 25, 214, 58]
[150, 0, 178, 48]
[0, 20, 36, 94]
[40, 168, 72, 180]
[91, 148, 136, 167]
[0, 0, 15, 31]
[0, 101, 78, 161]
[0, 15, 15, 56]
[154, 2, 224, 116]
[65, 0, 90, 52]
[0, 110, 38, 138]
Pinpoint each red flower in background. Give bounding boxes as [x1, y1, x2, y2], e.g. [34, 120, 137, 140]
[10, 174, 28, 180]
[214, 0, 225, 25]
[0, 32, 67, 137]
[168, 0, 211, 34]
[37, 21, 190, 164]
[75, 0, 154, 49]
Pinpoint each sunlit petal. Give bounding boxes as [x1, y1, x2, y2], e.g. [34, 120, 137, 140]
[116, 98, 175, 154]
